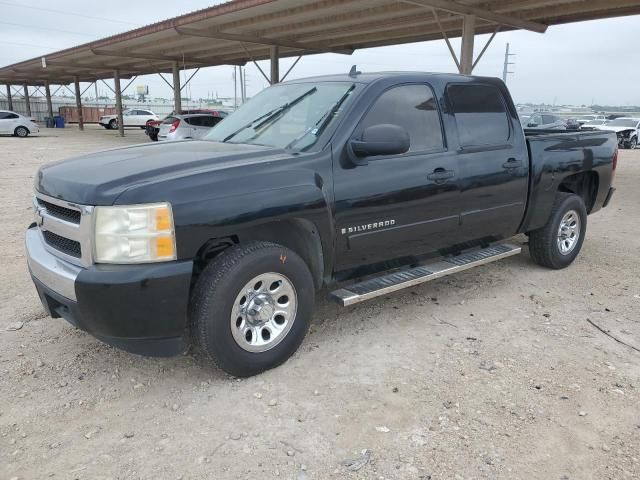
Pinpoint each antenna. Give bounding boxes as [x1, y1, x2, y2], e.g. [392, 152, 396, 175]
[349, 65, 361, 77]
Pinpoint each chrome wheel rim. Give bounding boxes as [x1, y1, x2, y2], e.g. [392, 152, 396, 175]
[230, 272, 297, 353]
[16, 128, 27, 137]
[557, 209, 581, 255]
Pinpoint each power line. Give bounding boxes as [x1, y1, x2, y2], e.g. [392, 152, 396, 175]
[0, 1, 137, 25]
[0, 20, 99, 37]
[0, 40, 59, 50]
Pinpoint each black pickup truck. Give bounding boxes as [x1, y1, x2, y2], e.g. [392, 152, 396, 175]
[26, 72, 617, 376]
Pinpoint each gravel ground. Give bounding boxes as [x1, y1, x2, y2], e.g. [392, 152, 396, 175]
[1, 125, 639, 480]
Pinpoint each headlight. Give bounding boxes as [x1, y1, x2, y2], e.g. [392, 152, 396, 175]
[94, 203, 176, 263]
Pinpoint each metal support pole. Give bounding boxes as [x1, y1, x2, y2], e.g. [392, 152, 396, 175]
[270, 45, 279, 84]
[44, 81, 54, 125]
[172, 62, 182, 113]
[6, 84, 13, 111]
[113, 70, 124, 137]
[23, 84, 31, 117]
[460, 14, 476, 75]
[74, 76, 84, 131]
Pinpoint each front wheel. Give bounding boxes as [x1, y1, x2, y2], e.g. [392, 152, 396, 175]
[14, 126, 29, 137]
[190, 241, 315, 377]
[109, 119, 118, 130]
[528, 192, 587, 269]
[629, 137, 637, 149]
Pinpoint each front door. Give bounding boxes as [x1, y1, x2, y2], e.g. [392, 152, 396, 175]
[333, 83, 461, 272]
[446, 83, 529, 245]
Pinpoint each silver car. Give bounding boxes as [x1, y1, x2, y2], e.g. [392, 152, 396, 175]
[525, 112, 567, 130]
[158, 114, 224, 141]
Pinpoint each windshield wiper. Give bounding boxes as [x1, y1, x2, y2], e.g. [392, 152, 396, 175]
[285, 84, 355, 151]
[222, 87, 317, 143]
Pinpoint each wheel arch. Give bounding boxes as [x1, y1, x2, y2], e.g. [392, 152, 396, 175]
[557, 171, 599, 213]
[192, 218, 326, 290]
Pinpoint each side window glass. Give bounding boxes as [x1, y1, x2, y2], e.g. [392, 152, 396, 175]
[447, 84, 510, 147]
[0, 112, 9, 120]
[360, 84, 444, 153]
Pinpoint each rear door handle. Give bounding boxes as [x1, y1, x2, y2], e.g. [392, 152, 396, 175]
[502, 158, 523, 169]
[427, 168, 455, 182]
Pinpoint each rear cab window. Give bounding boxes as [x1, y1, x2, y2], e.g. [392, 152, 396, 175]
[447, 84, 511, 148]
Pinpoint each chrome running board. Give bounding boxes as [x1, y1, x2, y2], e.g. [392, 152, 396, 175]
[330, 243, 521, 306]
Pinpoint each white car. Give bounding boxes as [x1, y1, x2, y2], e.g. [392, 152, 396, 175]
[595, 117, 640, 149]
[99, 109, 159, 130]
[0, 110, 39, 137]
[158, 114, 224, 141]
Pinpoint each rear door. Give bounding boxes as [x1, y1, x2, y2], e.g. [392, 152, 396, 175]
[195, 115, 222, 138]
[333, 82, 461, 270]
[446, 83, 529, 244]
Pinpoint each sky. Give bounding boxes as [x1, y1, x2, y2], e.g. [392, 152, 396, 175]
[0, 0, 638, 106]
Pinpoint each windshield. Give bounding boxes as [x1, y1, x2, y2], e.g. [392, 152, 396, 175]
[607, 118, 638, 127]
[204, 82, 357, 150]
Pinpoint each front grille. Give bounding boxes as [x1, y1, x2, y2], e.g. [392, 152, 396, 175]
[43, 231, 82, 258]
[37, 198, 81, 224]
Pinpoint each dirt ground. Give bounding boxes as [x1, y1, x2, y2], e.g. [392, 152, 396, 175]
[1, 125, 639, 480]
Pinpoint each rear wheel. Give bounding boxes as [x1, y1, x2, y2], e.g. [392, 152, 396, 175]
[528, 193, 587, 269]
[109, 119, 118, 130]
[190, 241, 314, 377]
[14, 126, 29, 137]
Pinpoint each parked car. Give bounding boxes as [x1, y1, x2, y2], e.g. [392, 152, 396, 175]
[577, 114, 607, 125]
[580, 119, 609, 130]
[565, 118, 581, 130]
[26, 72, 617, 377]
[99, 109, 159, 130]
[525, 112, 567, 130]
[595, 117, 639, 149]
[158, 114, 225, 141]
[0, 110, 39, 137]
[518, 114, 531, 126]
[146, 109, 227, 141]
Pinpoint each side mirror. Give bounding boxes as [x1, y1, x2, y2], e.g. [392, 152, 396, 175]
[349, 124, 410, 164]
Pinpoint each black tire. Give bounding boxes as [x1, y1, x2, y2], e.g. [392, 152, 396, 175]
[190, 241, 315, 377]
[14, 126, 29, 137]
[149, 133, 158, 142]
[109, 119, 118, 130]
[630, 137, 637, 149]
[528, 192, 587, 269]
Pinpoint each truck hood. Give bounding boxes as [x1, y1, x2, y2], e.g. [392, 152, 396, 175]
[35, 140, 282, 205]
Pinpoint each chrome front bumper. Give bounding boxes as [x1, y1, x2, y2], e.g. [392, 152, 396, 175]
[26, 227, 81, 301]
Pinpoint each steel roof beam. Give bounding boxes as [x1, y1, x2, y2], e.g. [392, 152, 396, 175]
[174, 27, 353, 55]
[91, 49, 211, 66]
[401, 0, 548, 32]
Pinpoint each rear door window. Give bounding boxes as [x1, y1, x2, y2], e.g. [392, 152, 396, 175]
[200, 116, 222, 127]
[447, 84, 511, 147]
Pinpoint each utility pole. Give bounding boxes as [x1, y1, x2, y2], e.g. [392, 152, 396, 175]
[502, 43, 515, 83]
[233, 66, 238, 109]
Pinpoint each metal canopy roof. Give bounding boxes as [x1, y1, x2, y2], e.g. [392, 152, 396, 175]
[1, 0, 640, 84]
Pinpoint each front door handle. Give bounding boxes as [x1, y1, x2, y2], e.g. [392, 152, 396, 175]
[502, 158, 523, 169]
[427, 168, 455, 182]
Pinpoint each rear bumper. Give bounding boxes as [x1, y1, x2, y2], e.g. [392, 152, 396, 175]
[26, 227, 194, 356]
